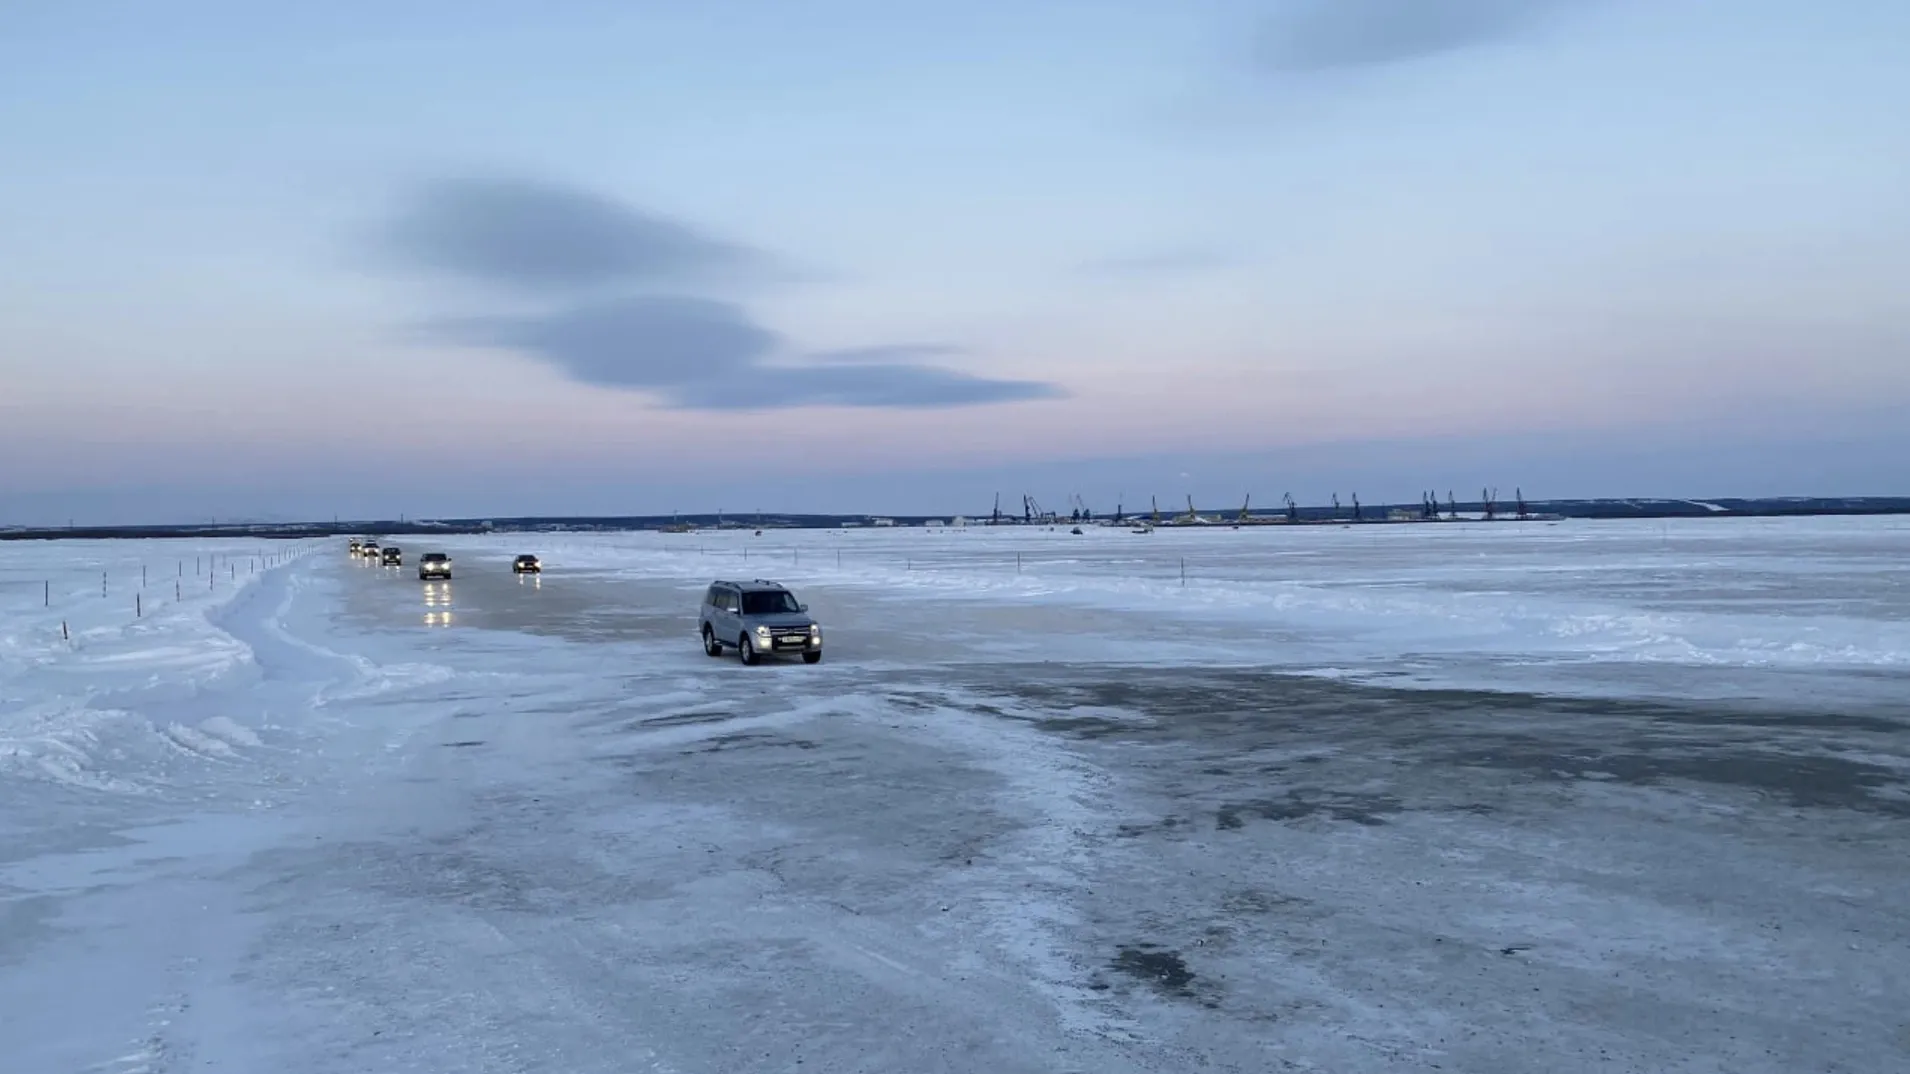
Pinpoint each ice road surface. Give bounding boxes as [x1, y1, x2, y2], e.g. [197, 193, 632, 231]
[1, 518, 1907, 1073]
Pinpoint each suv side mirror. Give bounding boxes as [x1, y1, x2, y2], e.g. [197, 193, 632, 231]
[796, 603, 808, 613]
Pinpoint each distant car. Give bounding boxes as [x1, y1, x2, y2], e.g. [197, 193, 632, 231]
[360, 542, 381, 559]
[699, 579, 822, 665]
[418, 552, 452, 580]
[512, 554, 541, 574]
[381, 546, 402, 566]
[348, 539, 362, 555]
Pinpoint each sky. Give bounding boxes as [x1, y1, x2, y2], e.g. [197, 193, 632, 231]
[2, 0, 1907, 524]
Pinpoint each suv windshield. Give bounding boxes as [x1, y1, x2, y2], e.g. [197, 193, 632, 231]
[422, 554, 447, 562]
[741, 590, 800, 615]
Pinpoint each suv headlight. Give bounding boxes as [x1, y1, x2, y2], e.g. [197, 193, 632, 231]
[809, 624, 821, 636]
[755, 625, 771, 638]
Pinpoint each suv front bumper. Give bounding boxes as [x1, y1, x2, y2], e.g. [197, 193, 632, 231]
[760, 631, 820, 654]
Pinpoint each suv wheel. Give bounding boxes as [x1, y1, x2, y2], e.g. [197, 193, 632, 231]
[702, 626, 722, 657]
[802, 651, 822, 665]
[738, 634, 759, 666]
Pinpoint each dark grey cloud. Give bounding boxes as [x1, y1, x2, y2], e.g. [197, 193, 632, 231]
[389, 175, 1059, 410]
[434, 295, 777, 387]
[806, 344, 967, 365]
[434, 294, 1062, 411]
[1255, 0, 1564, 72]
[674, 364, 1062, 411]
[382, 177, 767, 291]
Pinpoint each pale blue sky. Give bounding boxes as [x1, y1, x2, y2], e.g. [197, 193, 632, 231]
[3, 0, 1906, 523]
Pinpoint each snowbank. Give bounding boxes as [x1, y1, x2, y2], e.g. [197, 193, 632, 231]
[0, 539, 312, 792]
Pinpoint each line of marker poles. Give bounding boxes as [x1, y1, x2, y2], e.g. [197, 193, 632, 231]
[48, 547, 269, 638]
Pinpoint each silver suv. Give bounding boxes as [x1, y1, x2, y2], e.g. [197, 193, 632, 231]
[699, 579, 822, 665]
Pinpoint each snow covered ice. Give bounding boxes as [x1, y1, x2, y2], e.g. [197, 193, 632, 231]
[2, 518, 1908, 1072]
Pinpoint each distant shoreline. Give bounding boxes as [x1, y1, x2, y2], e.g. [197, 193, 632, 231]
[4, 497, 1906, 541]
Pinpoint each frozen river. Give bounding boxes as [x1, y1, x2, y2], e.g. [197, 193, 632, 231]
[2, 518, 1907, 1072]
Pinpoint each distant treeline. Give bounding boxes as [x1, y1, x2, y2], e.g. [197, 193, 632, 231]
[3, 497, 1907, 541]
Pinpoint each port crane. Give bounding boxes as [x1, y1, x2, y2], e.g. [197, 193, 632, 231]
[1238, 494, 1252, 524]
[1022, 495, 1060, 525]
[1284, 493, 1298, 523]
[1150, 496, 1161, 525]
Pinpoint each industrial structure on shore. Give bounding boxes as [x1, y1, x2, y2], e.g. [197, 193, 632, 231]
[974, 487, 1563, 528]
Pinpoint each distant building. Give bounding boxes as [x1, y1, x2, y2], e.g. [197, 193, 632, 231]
[952, 516, 969, 527]
[923, 519, 945, 528]
[870, 517, 896, 527]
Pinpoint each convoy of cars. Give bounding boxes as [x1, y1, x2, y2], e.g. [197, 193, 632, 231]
[348, 540, 823, 665]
